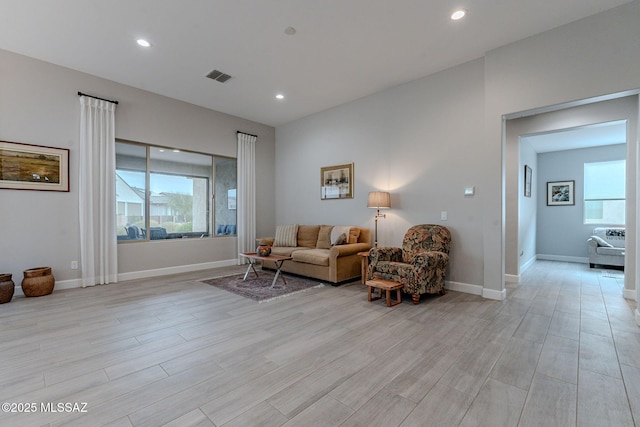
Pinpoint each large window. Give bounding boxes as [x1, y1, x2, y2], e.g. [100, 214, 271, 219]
[584, 159, 625, 225]
[116, 141, 236, 241]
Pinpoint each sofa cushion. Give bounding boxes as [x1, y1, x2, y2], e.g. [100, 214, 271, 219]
[316, 225, 333, 249]
[291, 249, 330, 266]
[596, 246, 625, 256]
[270, 246, 300, 257]
[348, 228, 361, 244]
[274, 224, 298, 247]
[297, 225, 321, 248]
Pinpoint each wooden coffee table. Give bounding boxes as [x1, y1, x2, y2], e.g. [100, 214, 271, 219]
[239, 252, 293, 289]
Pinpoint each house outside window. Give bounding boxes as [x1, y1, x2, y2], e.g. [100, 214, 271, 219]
[584, 159, 625, 225]
[115, 141, 236, 241]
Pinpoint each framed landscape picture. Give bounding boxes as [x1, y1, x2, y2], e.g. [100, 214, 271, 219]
[0, 140, 69, 192]
[321, 163, 353, 200]
[547, 180, 574, 206]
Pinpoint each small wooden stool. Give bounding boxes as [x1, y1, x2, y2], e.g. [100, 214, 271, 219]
[366, 279, 403, 307]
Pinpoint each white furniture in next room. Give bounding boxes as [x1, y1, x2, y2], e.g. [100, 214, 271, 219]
[587, 227, 625, 268]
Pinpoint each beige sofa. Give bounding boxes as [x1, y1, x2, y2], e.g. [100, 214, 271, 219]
[259, 225, 371, 283]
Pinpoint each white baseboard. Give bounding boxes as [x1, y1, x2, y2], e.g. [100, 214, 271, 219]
[13, 259, 238, 297]
[446, 280, 506, 300]
[117, 259, 238, 282]
[520, 256, 537, 273]
[13, 278, 82, 297]
[483, 287, 507, 301]
[445, 280, 483, 296]
[536, 254, 588, 264]
[624, 288, 637, 301]
[505, 274, 520, 283]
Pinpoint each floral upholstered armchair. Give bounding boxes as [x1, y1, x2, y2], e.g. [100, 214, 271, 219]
[367, 224, 451, 304]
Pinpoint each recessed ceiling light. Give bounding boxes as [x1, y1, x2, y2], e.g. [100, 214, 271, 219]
[451, 8, 467, 20]
[275, 94, 285, 100]
[284, 27, 296, 36]
[158, 149, 165, 152]
[136, 39, 151, 47]
[173, 149, 180, 153]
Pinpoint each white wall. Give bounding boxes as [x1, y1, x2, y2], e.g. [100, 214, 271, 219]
[519, 142, 538, 273]
[0, 49, 275, 286]
[537, 144, 627, 260]
[277, 1, 640, 299]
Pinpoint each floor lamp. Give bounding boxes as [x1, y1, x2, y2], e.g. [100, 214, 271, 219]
[367, 191, 390, 247]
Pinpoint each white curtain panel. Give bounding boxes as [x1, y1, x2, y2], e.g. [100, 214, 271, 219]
[237, 132, 257, 264]
[79, 96, 118, 286]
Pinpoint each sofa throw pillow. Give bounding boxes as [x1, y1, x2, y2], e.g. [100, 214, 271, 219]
[331, 226, 352, 245]
[297, 225, 321, 248]
[348, 228, 360, 244]
[316, 225, 334, 249]
[274, 224, 299, 247]
[591, 235, 614, 248]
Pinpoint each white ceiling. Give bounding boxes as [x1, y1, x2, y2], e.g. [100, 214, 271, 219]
[521, 120, 627, 153]
[0, 0, 632, 127]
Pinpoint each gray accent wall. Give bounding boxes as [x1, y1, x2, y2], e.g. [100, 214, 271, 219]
[537, 143, 626, 259]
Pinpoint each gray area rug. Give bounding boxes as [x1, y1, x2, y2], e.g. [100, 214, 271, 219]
[201, 272, 324, 303]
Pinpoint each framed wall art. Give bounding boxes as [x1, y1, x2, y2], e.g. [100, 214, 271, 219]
[524, 165, 532, 198]
[0, 140, 69, 192]
[547, 180, 574, 206]
[227, 189, 236, 210]
[320, 163, 353, 200]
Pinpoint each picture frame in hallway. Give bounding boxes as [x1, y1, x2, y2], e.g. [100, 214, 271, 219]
[0, 140, 69, 192]
[547, 180, 574, 206]
[321, 163, 354, 200]
[524, 165, 532, 197]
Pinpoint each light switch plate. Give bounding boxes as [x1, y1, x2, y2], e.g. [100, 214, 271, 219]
[441, 211, 448, 221]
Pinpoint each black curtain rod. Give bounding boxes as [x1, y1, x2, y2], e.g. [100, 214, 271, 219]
[237, 131, 257, 138]
[77, 91, 119, 105]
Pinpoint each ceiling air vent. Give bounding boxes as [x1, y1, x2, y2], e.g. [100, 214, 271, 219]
[206, 69, 232, 83]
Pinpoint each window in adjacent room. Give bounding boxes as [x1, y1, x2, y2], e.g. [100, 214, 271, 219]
[584, 159, 625, 225]
[115, 140, 237, 241]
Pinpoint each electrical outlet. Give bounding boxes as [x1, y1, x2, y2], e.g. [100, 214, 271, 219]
[441, 211, 448, 221]
[71, 260, 78, 270]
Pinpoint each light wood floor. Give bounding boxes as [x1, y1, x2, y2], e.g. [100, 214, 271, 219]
[1, 261, 638, 427]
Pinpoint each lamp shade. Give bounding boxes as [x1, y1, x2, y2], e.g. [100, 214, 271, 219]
[367, 191, 391, 209]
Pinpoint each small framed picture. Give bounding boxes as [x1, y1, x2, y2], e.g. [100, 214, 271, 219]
[547, 180, 574, 206]
[320, 163, 354, 200]
[524, 165, 532, 198]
